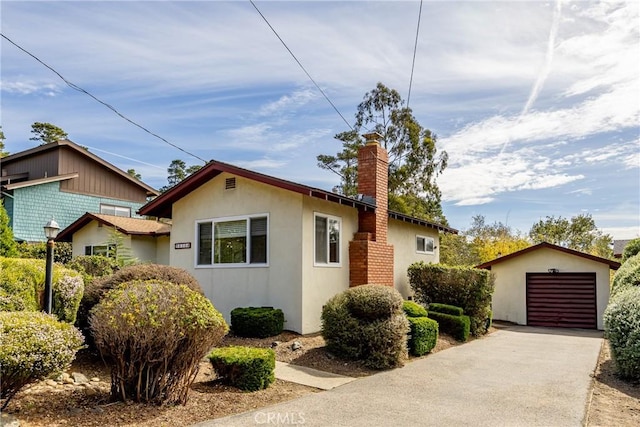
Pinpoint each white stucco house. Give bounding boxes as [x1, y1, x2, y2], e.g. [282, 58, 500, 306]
[476, 242, 620, 330]
[139, 133, 457, 334]
[57, 212, 171, 265]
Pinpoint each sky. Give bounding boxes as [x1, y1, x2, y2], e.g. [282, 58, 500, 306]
[1, 0, 639, 240]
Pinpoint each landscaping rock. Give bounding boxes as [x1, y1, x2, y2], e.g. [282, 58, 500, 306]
[1, 413, 20, 427]
[72, 372, 90, 384]
[63, 376, 75, 385]
[271, 341, 280, 348]
[45, 379, 58, 387]
[291, 341, 302, 351]
[90, 377, 100, 382]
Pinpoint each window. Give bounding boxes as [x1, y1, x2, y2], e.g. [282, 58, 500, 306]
[416, 235, 435, 254]
[314, 213, 341, 266]
[100, 204, 131, 217]
[196, 214, 268, 267]
[84, 244, 116, 257]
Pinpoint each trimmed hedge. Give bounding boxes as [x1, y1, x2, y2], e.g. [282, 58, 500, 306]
[611, 253, 640, 297]
[604, 287, 640, 380]
[231, 307, 284, 338]
[0, 311, 84, 410]
[321, 285, 409, 369]
[402, 300, 428, 318]
[208, 346, 275, 391]
[429, 302, 464, 316]
[407, 316, 438, 356]
[408, 262, 494, 336]
[428, 311, 470, 342]
[90, 280, 228, 404]
[0, 257, 84, 323]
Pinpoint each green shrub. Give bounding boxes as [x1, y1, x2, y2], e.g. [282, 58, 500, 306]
[402, 300, 428, 318]
[231, 307, 284, 338]
[15, 241, 73, 264]
[604, 287, 640, 380]
[622, 238, 640, 262]
[66, 255, 119, 282]
[429, 302, 464, 316]
[78, 264, 202, 342]
[408, 263, 494, 336]
[0, 311, 84, 410]
[321, 284, 409, 369]
[0, 257, 84, 323]
[407, 316, 438, 356]
[208, 346, 275, 391]
[428, 311, 470, 342]
[90, 280, 228, 404]
[611, 253, 640, 297]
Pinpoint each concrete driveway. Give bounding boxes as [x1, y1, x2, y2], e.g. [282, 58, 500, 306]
[194, 325, 603, 427]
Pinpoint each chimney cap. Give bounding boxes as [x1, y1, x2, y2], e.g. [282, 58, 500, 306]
[362, 132, 383, 146]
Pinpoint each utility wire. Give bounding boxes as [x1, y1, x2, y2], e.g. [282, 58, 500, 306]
[1, 33, 207, 164]
[249, 0, 353, 131]
[406, 0, 423, 109]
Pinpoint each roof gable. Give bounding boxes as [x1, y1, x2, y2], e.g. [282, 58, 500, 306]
[138, 159, 456, 234]
[475, 242, 620, 270]
[57, 212, 171, 242]
[1, 139, 158, 196]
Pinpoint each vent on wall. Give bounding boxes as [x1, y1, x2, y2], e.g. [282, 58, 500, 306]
[225, 177, 236, 190]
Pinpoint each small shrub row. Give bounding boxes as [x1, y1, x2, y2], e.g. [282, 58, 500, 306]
[429, 302, 464, 316]
[208, 346, 275, 391]
[231, 307, 284, 338]
[604, 284, 640, 380]
[408, 262, 494, 336]
[0, 311, 84, 410]
[90, 280, 228, 404]
[402, 300, 428, 318]
[322, 285, 408, 369]
[428, 311, 470, 342]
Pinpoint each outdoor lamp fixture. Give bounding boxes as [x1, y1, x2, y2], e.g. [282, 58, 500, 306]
[548, 268, 559, 274]
[43, 218, 60, 314]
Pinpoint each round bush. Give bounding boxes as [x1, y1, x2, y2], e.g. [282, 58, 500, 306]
[622, 238, 640, 262]
[0, 311, 84, 410]
[611, 253, 640, 297]
[78, 264, 202, 340]
[321, 285, 409, 369]
[604, 287, 640, 380]
[403, 300, 428, 318]
[90, 280, 228, 404]
[345, 284, 403, 320]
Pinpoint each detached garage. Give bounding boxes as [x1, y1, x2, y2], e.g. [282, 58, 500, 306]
[477, 242, 620, 330]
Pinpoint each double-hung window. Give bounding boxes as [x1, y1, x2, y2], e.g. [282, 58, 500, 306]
[314, 213, 341, 266]
[100, 204, 131, 217]
[196, 214, 268, 267]
[416, 235, 435, 254]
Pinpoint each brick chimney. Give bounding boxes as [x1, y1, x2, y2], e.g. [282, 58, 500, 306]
[349, 132, 394, 287]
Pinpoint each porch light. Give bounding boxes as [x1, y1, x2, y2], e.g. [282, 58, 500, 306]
[43, 218, 60, 314]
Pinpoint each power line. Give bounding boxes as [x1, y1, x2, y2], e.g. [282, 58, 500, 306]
[249, 0, 353, 131]
[407, 0, 423, 109]
[1, 33, 207, 164]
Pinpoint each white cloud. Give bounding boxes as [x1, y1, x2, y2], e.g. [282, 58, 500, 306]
[259, 89, 317, 116]
[1, 80, 61, 96]
[234, 158, 287, 170]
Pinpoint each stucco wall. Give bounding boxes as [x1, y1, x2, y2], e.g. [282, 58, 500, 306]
[130, 235, 160, 264]
[169, 173, 306, 333]
[155, 235, 170, 265]
[71, 221, 112, 257]
[388, 220, 440, 298]
[300, 197, 358, 333]
[490, 247, 611, 329]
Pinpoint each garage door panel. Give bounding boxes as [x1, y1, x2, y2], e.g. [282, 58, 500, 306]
[526, 272, 597, 329]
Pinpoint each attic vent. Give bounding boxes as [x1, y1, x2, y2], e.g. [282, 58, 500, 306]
[225, 177, 237, 190]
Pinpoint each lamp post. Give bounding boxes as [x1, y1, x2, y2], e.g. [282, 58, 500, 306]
[43, 219, 60, 314]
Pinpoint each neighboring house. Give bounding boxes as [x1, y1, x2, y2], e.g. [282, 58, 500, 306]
[476, 242, 620, 330]
[56, 212, 171, 265]
[613, 239, 631, 259]
[0, 139, 158, 242]
[139, 133, 456, 333]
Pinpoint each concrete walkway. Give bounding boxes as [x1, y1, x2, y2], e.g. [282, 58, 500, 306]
[194, 325, 603, 427]
[274, 361, 355, 390]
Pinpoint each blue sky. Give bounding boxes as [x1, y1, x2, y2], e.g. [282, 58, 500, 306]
[1, 0, 638, 240]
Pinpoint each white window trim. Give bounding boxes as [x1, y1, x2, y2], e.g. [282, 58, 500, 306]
[194, 213, 269, 269]
[100, 203, 131, 217]
[313, 212, 342, 268]
[416, 235, 435, 254]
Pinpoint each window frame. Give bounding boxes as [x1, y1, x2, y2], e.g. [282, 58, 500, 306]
[416, 235, 435, 254]
[99, 203, 131, 217]
[313, 212, 342, 267]
[84, 244, 116, 258]
[195, 213, 269, 268]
